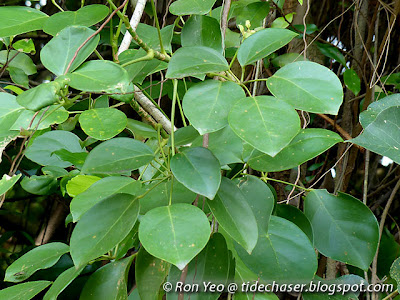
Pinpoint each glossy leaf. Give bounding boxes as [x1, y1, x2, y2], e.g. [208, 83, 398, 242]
[81, 137, 154, 175]
[237, 28, 297, 66]
[139, 204, 211, 270]
[351, 94, 400, 164]
[183, 80, 245, 134]
[70, 193, 140, 267]
[25, 130, 85, 168]
[305, 189, 379, 270]
[0, 281, 51, 300]
[266, 61, 344, 114]
[5, 242, 69, 282]
[181, 15, 222, 53]
[20, 175, 58, 195]
[80, 257, 134, 300]
[0, 174, 21, 197]
[0, 6, 48, 37]
[229, 96, 300, 156]
[43, 265, 85, 300]
[43, 5, 109, 36]
[66, 60, 131, 92]
[343, 68, 361, 96]
[65, 175, 101, 197]
[79, 108, 127, 140]
[235, 216, 317, 282]
[248, 129, 343, 172]
[41, 26, 100, 76]
[275, 204, 313, 242]
[170, 147, 221, 199]
[166, 46, 228, 79]
[169, 0, 217, 15]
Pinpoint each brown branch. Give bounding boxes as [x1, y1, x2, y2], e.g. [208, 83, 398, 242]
[316, 113, 353, 141]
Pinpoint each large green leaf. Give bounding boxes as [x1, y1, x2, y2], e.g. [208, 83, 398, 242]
[169, 0, 217, 15]
[181, 15, 222, 53]
[80, 257, 134, 300]
[81, 137, 154, 175]
[351, 94, 400, 163]
[135, 248, 170, 300]
[183, 80, 245, 134]
[43, 5, 109, 36]
[170, 147, 221, 199]
[25, 130, 85, 168]
[0, 281, 51, 300]
[275, 204, 313, 242]
[0, 6, 48, 37]
[41, 26, 99, 76]
[0, 174, 21, 197]
[237, 28, 297, 66]
[248, 129, 343, 172]
[70, 176, 141, 222]
[235, 216, 317, 282]
[229, 96, 300, 156]
[0, 50, 37, 75]
[304, 189, 379, 270]
[208, 178, 258, 253]
[66, 60, 131, 92]
[79, 108, 127, 140]
[266, 61, 343, 114]
[5, 242, 69, 282]
[139, 203, 211, 270]
[43, 265, 85, 300]
[70, 193, 140, 267]
[166, 46, 228, 79]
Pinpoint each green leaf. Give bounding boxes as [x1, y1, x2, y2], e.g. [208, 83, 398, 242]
[235, 216, 317, 282]
[343, 68, 361, 96]
[66, 60, 131, 92]
[248, 129, 343, 172]
[275, 204, 313, 242]
[235, 2, 270, 29]
[52, 149, 88, 169]
[5, 242, 69, 282]
[0, 133, 19, 164]
[0, 174, 21, 197]
[208, 178, 258, 253]
[0, 281, 51, 300]
[43, 5, 109, 36]
[169, 0, 217, 15]
[126, 119, 158, 139]
[237, 28, 297, 66]
[41, 26, 100, 76]
[171, 147, 221, 199]
[13, 38, 36, 54]
[11, 105, 69, 130]
[70, 176, 141, 222]
[317, 42, 347, 66]
[0, 6, 48, 38]
[43, 265, 85, 300]
[351, 94, 400, 164]
[70, 193, 140, 267]
[304, 189, 379, 270]
[0, 50, 37, 75]
[166, 46, 229, 79]
[8, 66, 29, 88]
[266, 61, 344, 114]
[42, 166, 68, 178]
[229, 96, 300, 156]
[79, 108, 127, 140]
[183, 80, 245, 134]
[136, 248, 170, 300]
[271, 53, 307, 68]
[81, 137, 154, 175]
[80, 257, 133, 300]
[0, 92, 24, 130]
[25, 130, 85, 168]
[134, 23, 175, 53]
[168, 125, 200, 147]
[66, 175, 100, 197]
[139, 203, 211, 270]
[181, 15, 222, 53]
[390, 257, 400, 292]
[271, 13, 294, 29]
[20, 175, 58, 195]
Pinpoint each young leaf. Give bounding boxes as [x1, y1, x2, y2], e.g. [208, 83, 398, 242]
[183, 80, 245, 135]
[41, 26, 100, 76]
[43, 265, 85, 300]
[70, 193, 140, 267]
[266, 61, 344, 114]
[229, 96, 300, 157]
[170, 147, 221, 199]
[5, 242, 69, 282]
[0, 281, 51, 300]
[12, 39, 36, 54]
[65, 174, 100, 197]
[0, 174, 21, 197]
[305, 189, 379, 270]
[166, 46, 229, 79]
[237, 28, 298, 66]
[343, 68, 361, 96]
[79, 108, 128, 140]
[248, 129, 343, 172]
[207, 178, 258, 253]
[169, 0, 217, 15]
[81, 137, 154, 175]
[139, 204, 211, 270]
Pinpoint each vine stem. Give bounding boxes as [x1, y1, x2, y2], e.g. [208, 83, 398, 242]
[170, 79, 178, 156]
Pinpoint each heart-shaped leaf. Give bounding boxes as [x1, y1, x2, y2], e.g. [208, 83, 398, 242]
[169, 0, 217, 15]
[229, 96, 300, 156]
[139, 204, 211, 270]
[266, 61, 344, 114]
